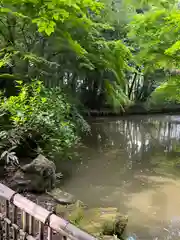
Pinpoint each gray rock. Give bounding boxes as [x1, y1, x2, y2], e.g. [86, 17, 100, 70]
[10, 154, 56, 193]
[47, 188, 76, 205]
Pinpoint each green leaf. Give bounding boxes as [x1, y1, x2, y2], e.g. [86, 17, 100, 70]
[45, 27, 54, 36]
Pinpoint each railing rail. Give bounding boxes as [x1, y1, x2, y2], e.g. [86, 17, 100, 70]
[0, 183, 97, 240]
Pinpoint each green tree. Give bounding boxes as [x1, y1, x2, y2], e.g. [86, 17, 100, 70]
[0, 0, 133, 110]
[125, 0, 180, 105]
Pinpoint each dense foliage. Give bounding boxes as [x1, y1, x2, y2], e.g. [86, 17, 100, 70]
[127, 0, 180, 105]
[0, 80, 90, 163]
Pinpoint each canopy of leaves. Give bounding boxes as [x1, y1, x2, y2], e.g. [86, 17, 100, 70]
[0, 0, 133, 110]
[128, 0, 180, 71]
[125, 0, 180, 105]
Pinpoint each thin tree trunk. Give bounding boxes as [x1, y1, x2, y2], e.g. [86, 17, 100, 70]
[128, 67, 140, 100]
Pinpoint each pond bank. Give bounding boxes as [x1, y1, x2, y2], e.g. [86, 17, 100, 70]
[55, 203, 128, 238]
[0, 166, 128, 240]
[84, 104, 180, 117]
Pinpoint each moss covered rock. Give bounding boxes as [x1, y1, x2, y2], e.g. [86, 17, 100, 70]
[10, 154, 56, 193]
[56, 203, 128, 238]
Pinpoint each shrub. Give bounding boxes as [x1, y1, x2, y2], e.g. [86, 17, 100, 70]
[147, 76, 180, 109]
[0, 80, 89, 164]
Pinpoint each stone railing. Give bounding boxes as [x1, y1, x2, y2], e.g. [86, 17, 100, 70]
[0, 183, 96, 240]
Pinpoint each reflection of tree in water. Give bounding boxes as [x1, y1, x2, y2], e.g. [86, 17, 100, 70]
[83, 116, 180, 175]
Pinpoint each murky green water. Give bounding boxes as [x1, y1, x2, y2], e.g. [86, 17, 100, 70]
[59, 114, 180, 239]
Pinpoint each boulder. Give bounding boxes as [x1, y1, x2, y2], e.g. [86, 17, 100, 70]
[55, 204, 128, 238]
[47, 188, 76, 205]
[10, 154, 56, 193]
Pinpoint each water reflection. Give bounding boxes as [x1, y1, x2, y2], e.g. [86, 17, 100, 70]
[60, 115, 180, 239]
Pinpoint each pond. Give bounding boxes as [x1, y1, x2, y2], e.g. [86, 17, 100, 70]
[58, 114, 180, 239]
